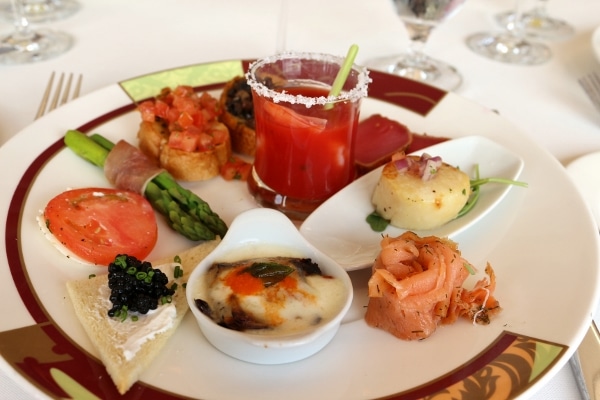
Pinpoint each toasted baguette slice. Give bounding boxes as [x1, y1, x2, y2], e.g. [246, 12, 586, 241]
[219, 76, 256, 156]
[66, 239, 219, 395]
[137, 120, 232, 181]
[137, 120, 166, 162]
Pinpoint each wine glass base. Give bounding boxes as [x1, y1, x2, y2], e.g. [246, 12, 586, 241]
[0, 29, 73, 65]
[495, 11, 574, 40]
[366, 54, 462, 91]
[466, 32, 552, 65]
[0, 0, 80, 23]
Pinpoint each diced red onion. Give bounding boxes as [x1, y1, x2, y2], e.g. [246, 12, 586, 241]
[393, 152, 444, 181]
[421, 157, 442, 181]
[393, 157, 409, 172]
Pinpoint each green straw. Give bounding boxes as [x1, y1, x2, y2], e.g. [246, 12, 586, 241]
[325, 44, 359, 109]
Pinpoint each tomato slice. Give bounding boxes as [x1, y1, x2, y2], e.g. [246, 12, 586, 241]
[43, 188, 158, 266]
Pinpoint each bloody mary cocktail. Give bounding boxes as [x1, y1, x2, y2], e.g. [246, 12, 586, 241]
[246, 52, 371, 220]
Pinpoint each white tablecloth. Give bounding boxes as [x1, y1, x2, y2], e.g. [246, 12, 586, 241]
[0, 0, 598, 398]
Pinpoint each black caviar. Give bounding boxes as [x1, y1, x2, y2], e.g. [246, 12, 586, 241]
[107, 254, 175, 319]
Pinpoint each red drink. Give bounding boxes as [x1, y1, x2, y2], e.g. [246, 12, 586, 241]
[252, 86, 359, 200]
[246, 52, 370, 219]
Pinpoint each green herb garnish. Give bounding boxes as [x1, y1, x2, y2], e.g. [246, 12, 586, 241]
[114, 254, 127, 268]
[366, 211, 390, 232]
[456, 165, 528, 218]
[174, 264, 183, 279]
[244, 262, 294, 287]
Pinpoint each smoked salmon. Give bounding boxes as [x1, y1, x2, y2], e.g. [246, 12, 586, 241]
[364, 231, 500, 340]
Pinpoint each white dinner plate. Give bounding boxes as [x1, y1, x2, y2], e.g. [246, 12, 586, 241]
[566, 151, 600, 227]
[1, 60, 599, 400]
[300, 135, 525, 270]
[592, 25, 600, 63]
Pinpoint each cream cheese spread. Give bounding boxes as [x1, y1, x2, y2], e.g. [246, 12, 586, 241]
[100, 262, 180, 361]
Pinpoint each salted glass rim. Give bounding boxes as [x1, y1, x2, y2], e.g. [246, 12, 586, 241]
[245, 51, 371, 108]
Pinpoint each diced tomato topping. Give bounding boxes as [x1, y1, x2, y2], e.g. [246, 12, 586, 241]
[168, 129, 200, 152]
[208, 123, 229, 145]
[197, 132, 215, 151]
[177, 111, 195, 128]
[165, 107, 180, 124]
[137, 85, 228, 153]
[173, 95, 196, 115]
[153, 100, 169, 119]
[193, 110, 206, 127]
[138, 101, 156, 122]
[173, 85, 194, 97]
[220, 156, 252, 181]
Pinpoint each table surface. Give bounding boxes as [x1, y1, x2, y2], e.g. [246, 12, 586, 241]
[0, 0, 598, 398]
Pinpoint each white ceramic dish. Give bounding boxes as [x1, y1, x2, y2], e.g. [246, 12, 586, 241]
[0, 60, 599, 399]
[300, 135, 524, 271]
[186, 208, 353, 365]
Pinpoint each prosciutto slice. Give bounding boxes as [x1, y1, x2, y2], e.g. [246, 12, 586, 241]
[104, 140, 163, 194]
[354, 114, 412, 175]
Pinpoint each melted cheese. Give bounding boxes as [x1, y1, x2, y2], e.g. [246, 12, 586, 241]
[201, 260, 346, 335]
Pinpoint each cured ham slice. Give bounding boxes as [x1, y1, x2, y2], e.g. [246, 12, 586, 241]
[406, 132, 449, 153]
[354, 114, 451, 175]
[354, 114, 412, 175]
[104, 140, 163, 194]
[364, 232, 500, 340]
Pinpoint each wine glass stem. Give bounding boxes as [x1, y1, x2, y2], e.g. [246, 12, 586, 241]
[531, 0, 549, 18]
[404, 21, 433, 65]
[10, 0, 34, 40]
[506, 0, 526, 38]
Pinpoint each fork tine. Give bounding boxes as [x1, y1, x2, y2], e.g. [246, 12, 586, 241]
[579, 71, 600, 114]
[72, 74, 82, 99]
[34, 71, 55, 120]
[60, 73, 74, 106]
[49, 72, 65, 112]
[35, 72, 82, 120]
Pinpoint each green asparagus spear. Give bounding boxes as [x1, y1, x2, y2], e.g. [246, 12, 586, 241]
[151, 172, 228, 238]
[88, 133, 227, 238]
[63, 130, 227, 241]
[64, 131, 109, 167]
[144, 181, 216, 240]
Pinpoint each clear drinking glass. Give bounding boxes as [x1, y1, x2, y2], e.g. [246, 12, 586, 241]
[366, 0, 466, 91]
[0, 0, 79, 23]
[0, 0, 73, 64]
[495, 0, 574, 40]
[246, 52, 370, 220]
[466, 0, 551, 65]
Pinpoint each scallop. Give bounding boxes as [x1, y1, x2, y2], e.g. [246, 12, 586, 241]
[371, 158, 471, 230]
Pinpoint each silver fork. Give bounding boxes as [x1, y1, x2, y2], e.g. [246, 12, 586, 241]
[579, 71, 600, 114]
[35, 72, 82, 120]
[570, 321, 600, 400]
